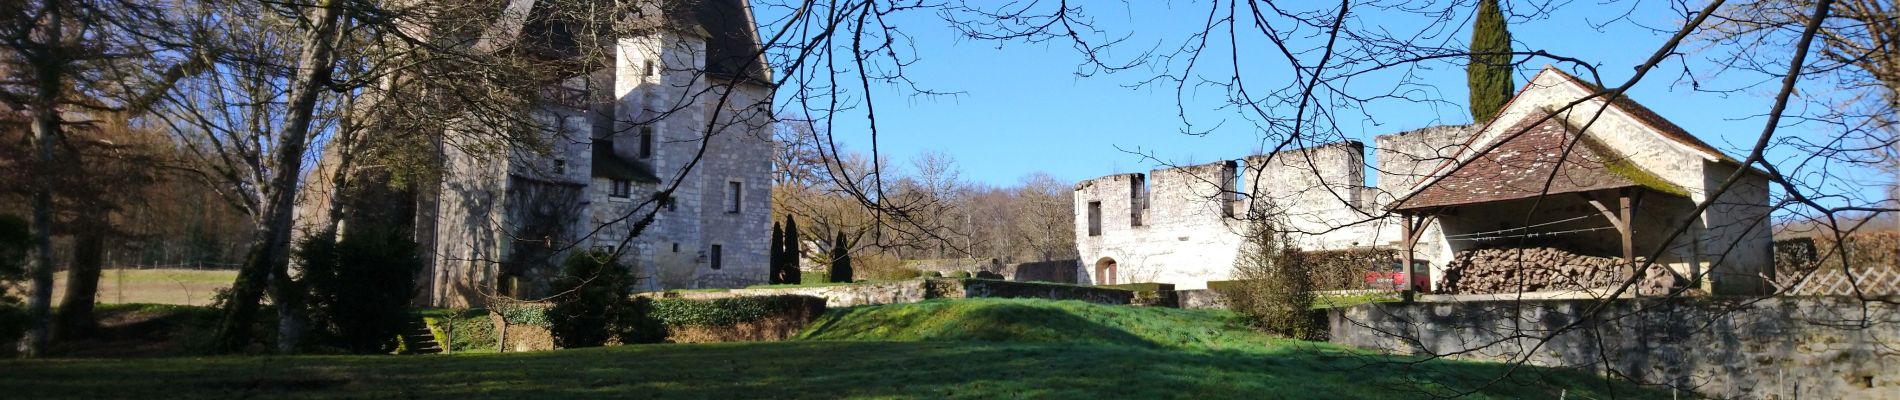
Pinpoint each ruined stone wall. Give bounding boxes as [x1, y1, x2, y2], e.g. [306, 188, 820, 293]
[1075, 163, 1247, 289]
[1244, 141, 1398, 251]
[1329, 297, 1900, 399]
[1074, 142, 1407, 290]
[1373, 125, 1472, 287]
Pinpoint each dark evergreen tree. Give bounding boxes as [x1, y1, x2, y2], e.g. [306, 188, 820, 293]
[295, 227, 424, 354]
[768, 222, 785, 284]
[1468, 0, 1515, 124]
[546, 250, 660, 348]
[783, 215, 802, 284]
[829, 232, 853, 283]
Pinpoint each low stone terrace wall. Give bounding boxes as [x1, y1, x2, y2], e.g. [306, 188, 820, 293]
[1328, 296, 1900, 399]
[651, 278, 1133, 308]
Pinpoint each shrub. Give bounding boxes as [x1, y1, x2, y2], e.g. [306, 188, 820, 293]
[430, 309, 496, 352]
[546, 251, 659, 347]
[0, 215, 28, 356]
[296, 228, 423, 354]
[649, 295, 825, 327]
[769, 222, 785, 284]
[828, 232, 853, 282]
[782, 215, 802, 284]
[974, 270, 1004, 280]
[1219, 221, 1322, 340]
[1297, 248, 1398, 290]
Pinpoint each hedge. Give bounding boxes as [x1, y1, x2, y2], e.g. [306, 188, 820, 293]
[493, 301, 552, 326]
[649, 295, 825, 327]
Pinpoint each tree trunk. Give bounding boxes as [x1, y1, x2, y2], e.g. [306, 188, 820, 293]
[54, 229, 105, 339]
[210, 0, 345, 354]
[24, 1, 66, 358]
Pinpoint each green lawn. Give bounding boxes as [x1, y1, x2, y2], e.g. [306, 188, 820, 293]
[2, 299, 1671, 399]
[51, 268, 236, 306]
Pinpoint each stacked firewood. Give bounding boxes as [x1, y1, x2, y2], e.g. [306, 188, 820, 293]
[1440, 247, 1681, 296]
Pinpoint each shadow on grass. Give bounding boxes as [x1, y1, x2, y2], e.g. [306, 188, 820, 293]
[6, 312, 1673, 399]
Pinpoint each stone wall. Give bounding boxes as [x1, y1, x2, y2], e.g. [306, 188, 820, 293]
[1176, 289, 1227, 309]
[1074, 142, 1400, 290]
[1328, 297, 1900, 399]
[657, 278, 1133, 308]
[1006, 259, 1080, 283]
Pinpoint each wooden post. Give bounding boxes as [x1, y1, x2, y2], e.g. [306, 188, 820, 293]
[1401, 214, 1414, 302]
[1619, 189, 1634, 266]
[1581, 189, 1641, 279]
[1399, 213, 1433, 302]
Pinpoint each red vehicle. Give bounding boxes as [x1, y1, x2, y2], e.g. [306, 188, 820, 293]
[1364, 259, 1431, 293]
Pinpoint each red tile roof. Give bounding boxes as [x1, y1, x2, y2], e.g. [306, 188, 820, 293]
[1392, 114, 1682, 211]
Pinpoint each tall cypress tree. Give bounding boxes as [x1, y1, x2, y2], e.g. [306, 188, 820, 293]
[768, 222, 784, 284]
[1468, 0, 1515, 124]
[783, 215, 802, 284]
[829, 232, 853, 283]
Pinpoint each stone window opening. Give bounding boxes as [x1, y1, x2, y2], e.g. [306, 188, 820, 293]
[645, 60, 657, 77]
[709, 244, 723, 270]
[1087, 201, 1103, 236]
[609, 179, 632, 198]
[638, 125, 655, 158]
[1221, 160, 1245, 218]
[1130, 174, 1149, 227]
[553, 159, 568, 175]
[726, 181, 743, 213]
[672, 242, 679, 252]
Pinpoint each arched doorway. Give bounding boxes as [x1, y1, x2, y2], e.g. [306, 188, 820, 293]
[1094, 257, 1118, 285]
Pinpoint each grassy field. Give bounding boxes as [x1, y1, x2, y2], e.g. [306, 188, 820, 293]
[3, 298, 1669, 399]
[50, 268, 235, 306]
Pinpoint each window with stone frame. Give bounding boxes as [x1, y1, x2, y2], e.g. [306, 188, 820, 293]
[709, 244, 723, 270]
[726, 181, 743, 213]
[609, 179, 632, 198]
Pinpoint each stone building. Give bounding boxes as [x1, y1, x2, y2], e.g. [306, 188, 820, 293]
[1075, 66, 1773, 295]
[423, 0, 775, 306]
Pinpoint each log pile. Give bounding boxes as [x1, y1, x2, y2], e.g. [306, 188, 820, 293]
[1440, 247, 1681, 296]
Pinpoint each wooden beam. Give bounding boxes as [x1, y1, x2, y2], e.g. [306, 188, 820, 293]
[1619, 188, 1634, 265]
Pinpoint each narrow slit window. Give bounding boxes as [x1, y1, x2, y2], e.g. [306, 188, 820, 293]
[726, 181, 743, 213]
[639, 126, 654, 158]
[709, 245, 723, 270]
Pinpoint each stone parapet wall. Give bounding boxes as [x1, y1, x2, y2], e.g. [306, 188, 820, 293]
[654, 278, 1133, 308]
[1328, 297, 1900, 399]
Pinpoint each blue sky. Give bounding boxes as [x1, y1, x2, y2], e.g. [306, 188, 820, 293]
[761, 1, 1822, 189]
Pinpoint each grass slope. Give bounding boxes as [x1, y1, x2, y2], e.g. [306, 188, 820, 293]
[2, 299, 1672, 399]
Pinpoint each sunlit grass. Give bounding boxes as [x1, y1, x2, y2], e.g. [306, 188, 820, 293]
[4, 298, 1674, 399]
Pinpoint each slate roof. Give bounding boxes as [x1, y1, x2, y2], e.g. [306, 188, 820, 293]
[1391, 114, 1684, 211]
[592, 140, 661, 183]
[496, 0, 772, 85]
[678, 0, 774, 84]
